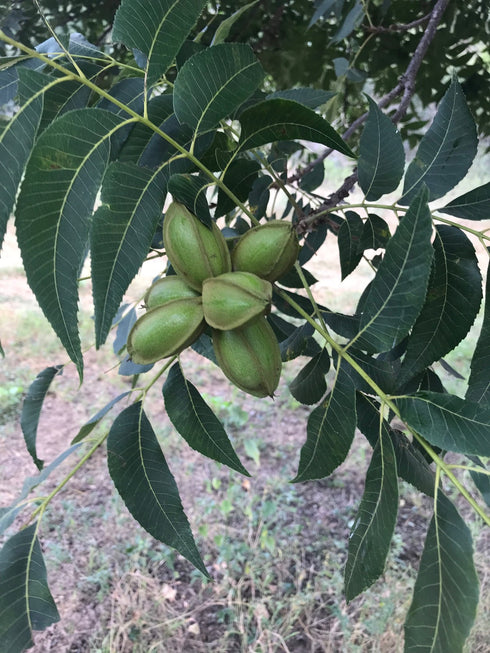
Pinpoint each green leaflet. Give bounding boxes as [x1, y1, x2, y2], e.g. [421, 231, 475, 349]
[162, 362, 250, 475]
[91, 161, 168, 347]
[173, 43, 264, 133]
[15, 108, 129, 379]
[107, 402, 208, 576]
[355, 187, 433, 353]
[345, 424, 398, 601]
[0, 524, 60, 653]
[404, 493, 479, 653]
[112, 0, 207, 84]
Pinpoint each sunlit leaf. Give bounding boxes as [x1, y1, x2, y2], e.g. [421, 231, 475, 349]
[107, 402, 208, 575]
[0, 524, 60, 653]
[355, 187, 433, 353]
[91, 162, 167, 347]
[174, 43, 263, 133]
[395, 391, 490, 457]
[293, 365, 356, 482]
[440, 181, 490, 221]
[15, 108, 129, 379]
[358, 96, 404, 200]
[162, 362, 249, 475]
[20, 365, 63, 470]
[112, 0, 207, 84]
[399, 225, 482, 384]
[238, 98, 355, 158]
[401, 78, 477, 204]
[345, 422, 398, 601]
[404, 493, 479, 653]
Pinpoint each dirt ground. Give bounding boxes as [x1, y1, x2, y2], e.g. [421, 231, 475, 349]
[1, 220, 488, 652]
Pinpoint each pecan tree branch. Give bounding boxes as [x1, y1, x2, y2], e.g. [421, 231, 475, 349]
[363, 13, 432, 34]
[294, 0, 451, 225]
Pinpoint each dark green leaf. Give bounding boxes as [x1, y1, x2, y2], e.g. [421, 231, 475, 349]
[118, 94, 174, 163]
[96, 77, 145, 116]
[440, 181, 490, 221]
[107, 402, 208, 575]
[399, 225, 482, 384]
[174, 43, 263, 133]
[298, 223, 328, 265]
[345, 423, 398, 601]
[0, 524, 60, 652]
[308, 0, 338, 28]
[0, 68, 54, 251]
[338, 210, 364, 279]
[212, 1, 259, 45]
[276, 265, 317, 289]
[356, 393, 435, 497]
[293, 366, 356, 482]
[358, 213, 390, 252]
[322, 310, 361, 339]
[112, 0, 207, 84]
[468, 456, 490, 508]
[289, 349, 330, 405]
[355, 187, 433, 353]
[358, 96, 405, 200]
[238, 99, 355, 158]
[20, 366, 63, 470]
[395, 391, 490, 457]
[340, 349, 399, 395]
[215, 158, 260, 217]
[278, 321, 321, 362]
[401, 79, 478, 204]
[15, 108, 128, 379]
[267, 88, 336, 109]
[466, 260, 490, 404]
[162, 362, 249, 475]
[71, 392, 131, 444]
[299, 159, 325, 192]
[191, 332, 218, 366]
[92, 162, 167, 347]
[272, 288, 328, 320]
[404, 494, 479, 653]
[167, 173, 211, 226]
[332, 1, 364, 43]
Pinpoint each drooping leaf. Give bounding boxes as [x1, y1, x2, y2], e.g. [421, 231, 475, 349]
[15, 108, 128, 379]
[162, 362, 249, 475]
[118, 355, 154, 376]
[112, 305, 137, 355]
[167, 173, 211, 226]
[278, 321, 321, 362]
[174, 43, 263, 133]
[212, 0, 259, 45]
[395, 391, 490, 457]
[440, 181, 490, 221]
[299, 158, 325, 192]
[0, 68, 57, 251]
[338, 210, 364, 279]
[267, 88, 336, 109]
[293, 365, 356, 482]
[215, 158, 260, 217]
[399, 225, 482, 384]
[0, 524, 60, 653]
[404, 493, 479, 653]
[356, 393, 435, 497]
[112, 0, 207, 84]
[466, 260, 490, 404]
[237, 98, 355, 158]
[276, 265, 318, 289]
[107, 402, 208, 575]
[288, 348, 330, 405]
[20, 366, 63, 470]
[71, 392, 132, 444]
[400, 78, 478, 204]
[91, 162, 167, 347]
[345, 422, 398, 601]
[358, 96, 405, 200]
[355, 187, 433, 353]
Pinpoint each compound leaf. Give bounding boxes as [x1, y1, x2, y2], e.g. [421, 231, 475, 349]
[404, 493, 479, 653]
[162, 362, 249, 475]
[107, 402, 208, 575]
[0, 524, 59, 653]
